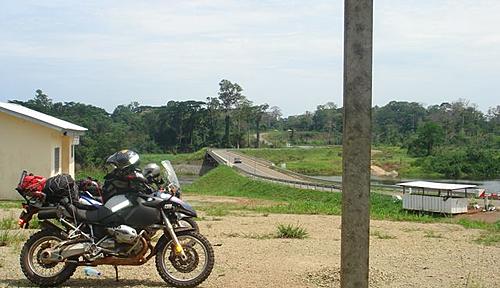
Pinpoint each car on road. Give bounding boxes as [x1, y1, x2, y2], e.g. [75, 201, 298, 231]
[233, 157, 242, 164]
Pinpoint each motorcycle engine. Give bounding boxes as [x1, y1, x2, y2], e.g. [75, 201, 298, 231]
[106, 225, 138, 244]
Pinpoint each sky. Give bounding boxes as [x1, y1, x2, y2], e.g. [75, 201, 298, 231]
[0, 0, 499, 116]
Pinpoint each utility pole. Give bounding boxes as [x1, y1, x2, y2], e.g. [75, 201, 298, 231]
[341, 0, 373, 288]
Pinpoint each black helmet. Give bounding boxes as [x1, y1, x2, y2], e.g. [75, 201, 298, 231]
[143, 163, 161, 180]
[106, 150, 140, 170]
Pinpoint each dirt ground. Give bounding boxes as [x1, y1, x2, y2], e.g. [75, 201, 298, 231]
[0, 205, 499, 287]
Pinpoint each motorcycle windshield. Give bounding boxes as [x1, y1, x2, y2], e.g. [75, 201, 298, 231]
[161, 160, 180, 190]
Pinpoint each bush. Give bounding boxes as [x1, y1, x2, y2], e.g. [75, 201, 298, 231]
[276, 224, 308, 239]
[425, 147, 500, 179]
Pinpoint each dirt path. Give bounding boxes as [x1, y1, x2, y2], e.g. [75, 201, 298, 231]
[1, 208, 498, 288]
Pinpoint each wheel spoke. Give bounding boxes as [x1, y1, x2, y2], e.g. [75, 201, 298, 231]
[161, 235, 209, 282]
[28, 236, 66, 277]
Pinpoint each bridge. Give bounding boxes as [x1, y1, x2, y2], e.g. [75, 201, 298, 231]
[206, 149, 342, 192]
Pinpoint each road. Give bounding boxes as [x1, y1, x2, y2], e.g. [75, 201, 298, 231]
[209, 149, 306, 182]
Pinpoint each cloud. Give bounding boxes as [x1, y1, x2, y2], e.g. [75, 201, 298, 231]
[0, 0, 499, 114]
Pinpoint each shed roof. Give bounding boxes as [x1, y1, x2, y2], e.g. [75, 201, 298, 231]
[0, 102, 87, 134]
[397, 181, 477, 191]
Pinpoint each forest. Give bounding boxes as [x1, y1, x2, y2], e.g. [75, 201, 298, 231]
[9, 79, 500, 179]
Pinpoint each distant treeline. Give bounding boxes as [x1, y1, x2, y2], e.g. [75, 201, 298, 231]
[10, 80, 500, 178]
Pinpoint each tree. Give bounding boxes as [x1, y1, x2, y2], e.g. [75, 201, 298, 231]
[269, 106, 282, 128]
[313, 102, 340, 145]
[218, 79, 244, 147]
[205, 97, 222, 146]
[234, 97, 253, 148]
[408, 122, 445, 156]
[252, 104, 269, 148]
[486, 105, 500, 134]
[372, 101, 426, 145]
[32, 89, 53, 112]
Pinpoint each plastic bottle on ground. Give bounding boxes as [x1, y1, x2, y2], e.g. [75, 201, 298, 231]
[83, 267, 102, 277]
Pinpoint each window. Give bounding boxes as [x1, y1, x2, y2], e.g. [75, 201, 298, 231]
[54, 147, 60, 172]
[71, 145, 74, 159]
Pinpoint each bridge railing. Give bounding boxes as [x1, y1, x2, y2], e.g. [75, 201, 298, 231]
[207, 149, 397, 192]
[207, 149, 228, 165]
[235, 166, 342, 192]
[208, 149, 341, 192]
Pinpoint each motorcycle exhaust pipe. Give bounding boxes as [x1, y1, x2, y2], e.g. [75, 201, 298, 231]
[38, 208, 59, 220]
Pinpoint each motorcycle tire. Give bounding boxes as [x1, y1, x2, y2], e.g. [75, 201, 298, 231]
[178, 217, 200, 232]
[155, 231, 214, 288]
[20, 229, 77, 287]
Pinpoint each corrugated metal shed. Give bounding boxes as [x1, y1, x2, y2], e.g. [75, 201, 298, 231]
[397, 181, 477, 191]
[397, 181, 477, 214]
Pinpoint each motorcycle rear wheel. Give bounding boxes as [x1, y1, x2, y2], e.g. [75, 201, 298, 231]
[155, 231, 214, 288]
[20, 229, 77, 287]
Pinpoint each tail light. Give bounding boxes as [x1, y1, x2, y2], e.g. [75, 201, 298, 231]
[18, 218, 27, 228]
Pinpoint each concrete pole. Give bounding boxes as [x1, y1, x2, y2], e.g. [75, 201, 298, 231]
[341, 0, 373, 288]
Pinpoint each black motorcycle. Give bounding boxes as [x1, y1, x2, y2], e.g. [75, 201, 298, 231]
[78, 160, 200, 231]
[16, 151, 214, 287]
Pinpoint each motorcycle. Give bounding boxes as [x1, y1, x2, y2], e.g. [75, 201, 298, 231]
[16, 159, 214, 287]
[77, 160, 199, 231]
[157, 160, 199, 232]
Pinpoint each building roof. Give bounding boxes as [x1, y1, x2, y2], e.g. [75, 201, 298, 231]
[397, 181, 477, 191]
[0, 102, 87, 134]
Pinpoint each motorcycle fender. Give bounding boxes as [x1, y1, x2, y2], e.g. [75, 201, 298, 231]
[39, 221, 69, 238]
[174, 226, 197, 233]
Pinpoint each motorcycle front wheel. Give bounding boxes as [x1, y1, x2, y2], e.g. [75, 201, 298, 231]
[176, 217, 200, 232]
[155, 231, 214, 288]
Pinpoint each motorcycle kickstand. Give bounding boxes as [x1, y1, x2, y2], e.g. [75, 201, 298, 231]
[114, 265, 119, 282]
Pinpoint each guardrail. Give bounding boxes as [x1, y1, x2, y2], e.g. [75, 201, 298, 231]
[235, 166, 342, 192]
[207, 149, 228, 165]
[208, 149, 340, 191]
[207, 149, 399, 193]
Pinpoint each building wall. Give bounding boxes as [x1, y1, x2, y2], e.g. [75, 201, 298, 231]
[0, 112, 75, 200]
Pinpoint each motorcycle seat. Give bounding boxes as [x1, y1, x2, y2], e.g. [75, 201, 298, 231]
[66, 204, 114, 224]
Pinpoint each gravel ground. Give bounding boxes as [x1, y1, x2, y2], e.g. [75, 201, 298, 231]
[0, 208, 498, 287]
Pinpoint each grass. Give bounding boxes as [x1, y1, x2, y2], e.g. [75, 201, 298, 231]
[185, 166, 499, 245]
[203, 206, 232, 217]
[0, 217, 17, 230]
[238, 145, 435, 178]
[75, 166, 107, 182]
[186, 166, 441, 221]
[475, 231, 500, 246]
[0, 215, 41, 231]
[424, 230, 444, 238]
[276, 223, 308, 239]
[76, 148, 207, 181]
[371, 230, 397, 239]
[222, 224, 308, 240]
[455, 219, 500, 246]
[141, 148, 207, 165]
[0, 230, 25, 247]
[0, 200, 22, 209]
[223, 232, 274, 240]
[238, 146, 343, 176]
